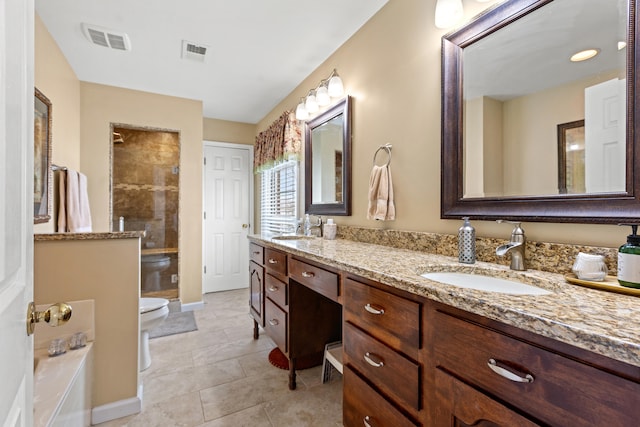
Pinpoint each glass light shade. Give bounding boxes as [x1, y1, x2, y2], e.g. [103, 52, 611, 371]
[316, 85, 330, 106]
[435, 0, 464, 29]
[327, 73, 344, 97]
[295, 100, 308, 120]
[305, 91, 319, 113]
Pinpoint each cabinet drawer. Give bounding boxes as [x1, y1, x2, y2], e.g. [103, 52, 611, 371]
[265, 248, 287, 276]
[249, 243, 264, 265]
[265, 298, 287, 353]
[265, 273, 287, 308]
[289, 258, 339, 302]
[344, 278, 420, 358]
[343, 366, 419, 427]
[344, 323, 420, 410]
[433, 309, 640, 427]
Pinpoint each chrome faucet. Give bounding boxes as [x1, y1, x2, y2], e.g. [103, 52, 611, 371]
[305, 215, 323, 237]
[495, 220, 526, 271]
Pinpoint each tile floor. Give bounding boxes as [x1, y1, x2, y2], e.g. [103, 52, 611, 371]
[95, 289, 343, 426]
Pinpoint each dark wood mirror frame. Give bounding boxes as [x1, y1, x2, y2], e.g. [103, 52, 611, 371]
[441, 0, 639, 224]
[305, 96, 352, 216]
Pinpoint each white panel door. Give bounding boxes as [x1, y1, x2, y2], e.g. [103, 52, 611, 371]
[1, 0, 34, 425]
[584, 78, 626, 193]
[203, 143, 251, 293]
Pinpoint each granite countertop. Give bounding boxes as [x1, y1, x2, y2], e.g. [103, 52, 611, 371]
[35, 231, 145, 241]
[249, 234, 640, 368]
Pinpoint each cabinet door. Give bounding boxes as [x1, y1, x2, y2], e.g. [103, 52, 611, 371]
[434, 368, 540, 427]
[249, 261, 264, 326]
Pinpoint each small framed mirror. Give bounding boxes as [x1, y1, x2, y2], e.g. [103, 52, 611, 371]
[305, 96, 352, 215]
[34, 88, 52, 224]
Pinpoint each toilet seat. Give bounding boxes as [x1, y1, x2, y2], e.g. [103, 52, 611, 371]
[141, 255, 170, 264]
[140, 297, 169, 314]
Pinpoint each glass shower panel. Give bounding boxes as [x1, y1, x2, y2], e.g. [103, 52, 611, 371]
[112, 126, 180, 299]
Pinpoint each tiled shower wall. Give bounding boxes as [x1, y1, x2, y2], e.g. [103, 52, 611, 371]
[112, 126, 180, 298]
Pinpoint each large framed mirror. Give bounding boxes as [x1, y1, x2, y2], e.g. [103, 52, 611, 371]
[305, 96, 352, 215]
[441, 0, 639, 223]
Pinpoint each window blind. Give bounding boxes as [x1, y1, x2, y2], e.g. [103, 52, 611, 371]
[260, 160, 298, 234]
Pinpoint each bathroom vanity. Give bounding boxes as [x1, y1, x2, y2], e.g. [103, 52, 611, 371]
[249, 234, 640, 426]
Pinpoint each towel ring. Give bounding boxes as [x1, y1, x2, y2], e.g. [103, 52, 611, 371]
[373, 144, 392, 167]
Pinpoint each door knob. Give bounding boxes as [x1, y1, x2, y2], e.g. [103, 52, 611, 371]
[242, 224, 249, 229]
[26, 302, 73, 336]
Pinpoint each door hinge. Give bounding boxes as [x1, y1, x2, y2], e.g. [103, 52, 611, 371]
[204, 157, 207, 165]
[204, 266, 207, 274]
[204, 211, 206, 220]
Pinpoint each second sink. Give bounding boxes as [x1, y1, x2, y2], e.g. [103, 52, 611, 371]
[420, 272, 552, 295]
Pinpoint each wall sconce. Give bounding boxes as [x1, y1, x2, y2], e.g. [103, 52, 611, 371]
[435, 0, 496, 29]
[435, 0, 464, 29]
[295, 68, 345, 120]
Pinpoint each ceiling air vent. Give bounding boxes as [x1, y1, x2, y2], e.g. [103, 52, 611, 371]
[181, 40, 208, 63]
[82, 23, 131, 51]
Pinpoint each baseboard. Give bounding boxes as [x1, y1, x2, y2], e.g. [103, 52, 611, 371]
[91, 385, 143, 425]
[181, 300, 204, 312]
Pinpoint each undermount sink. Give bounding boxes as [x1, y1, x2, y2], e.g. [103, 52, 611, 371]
[271, 235, 315, 241]
[420, 272, 552, 295]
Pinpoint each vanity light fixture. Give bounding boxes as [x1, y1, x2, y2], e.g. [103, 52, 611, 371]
[295, 97, 309, 120]
[570, 48, 599, 62]
[295, 68, 345, 120]
[435, 0, 464, 29]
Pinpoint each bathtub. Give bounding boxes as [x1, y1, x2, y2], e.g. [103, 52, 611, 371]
[33, 343, 93, 427]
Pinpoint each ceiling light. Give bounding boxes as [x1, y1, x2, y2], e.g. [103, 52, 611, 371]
[327, 69, 344, 98]
[618, 41, 627, 50]
[570, 49, 599, 62]
[435, 0, 464, 29]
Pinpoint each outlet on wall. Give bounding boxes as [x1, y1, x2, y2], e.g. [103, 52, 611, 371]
[171, 274, 178, 284]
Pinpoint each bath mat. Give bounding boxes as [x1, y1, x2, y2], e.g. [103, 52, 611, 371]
[149, 311, 197, 339]
[268, 347, 318, 371]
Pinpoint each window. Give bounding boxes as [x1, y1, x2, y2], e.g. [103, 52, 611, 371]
[260, 160, 298, 234]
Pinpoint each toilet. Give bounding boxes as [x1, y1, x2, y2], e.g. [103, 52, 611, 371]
[139, 297, 170, 371]
[141, 255, 171, 291]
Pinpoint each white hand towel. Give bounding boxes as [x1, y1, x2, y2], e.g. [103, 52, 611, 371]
[367, 164, 395, 221]
[66, 169, 92, 232]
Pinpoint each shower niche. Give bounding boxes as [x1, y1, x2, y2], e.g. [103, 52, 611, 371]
[111, 125, 180, 299]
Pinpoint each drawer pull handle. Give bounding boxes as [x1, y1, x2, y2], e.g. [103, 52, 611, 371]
[488, 359, 534, 383]
[364, 352, 384, 368]
[268, 258, 278, 264]
[363, 415, 372, 427]
[301, 271, 315, 278]
[364, 303, 385, 315]
[252, 251, 261, 255]
[268, 319, 279, 326]
[268, 285, 279, 292]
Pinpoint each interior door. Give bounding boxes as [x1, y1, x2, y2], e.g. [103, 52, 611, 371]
[203, 142, 251, 293]
[0, 0, 35, 425]
[584, 78, 626, 193]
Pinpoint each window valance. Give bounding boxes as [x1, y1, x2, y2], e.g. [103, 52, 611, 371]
[254, 111, 302, 173]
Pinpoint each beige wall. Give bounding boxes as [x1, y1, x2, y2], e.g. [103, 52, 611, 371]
[80, 83, 203, 304]
[203, 117, 256, 145]
[34, 14, 81, 233]
[34, 238, 140, 408]
[255, 0, 625, 248]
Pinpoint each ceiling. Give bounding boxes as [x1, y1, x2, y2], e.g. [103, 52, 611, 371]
[35, 0, 388, 124]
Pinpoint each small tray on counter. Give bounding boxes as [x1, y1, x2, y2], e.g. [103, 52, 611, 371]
[564, 273, 640, 297]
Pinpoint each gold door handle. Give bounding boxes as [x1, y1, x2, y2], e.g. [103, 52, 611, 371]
[26, 302, 73, 336]
[242, 224, 250, 229]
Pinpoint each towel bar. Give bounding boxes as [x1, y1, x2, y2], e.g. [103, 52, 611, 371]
[373, 144, 392, 167]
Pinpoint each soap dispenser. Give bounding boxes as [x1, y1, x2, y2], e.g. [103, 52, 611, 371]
[458, 217, 476, 264]
[618, 224, 640, 288]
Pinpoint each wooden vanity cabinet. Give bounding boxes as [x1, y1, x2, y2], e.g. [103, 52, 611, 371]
[343, 276, 424, 426]
[249, 243, 265, 338]
[250, 243, 342, 390]
[426, 301, 640, 427]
